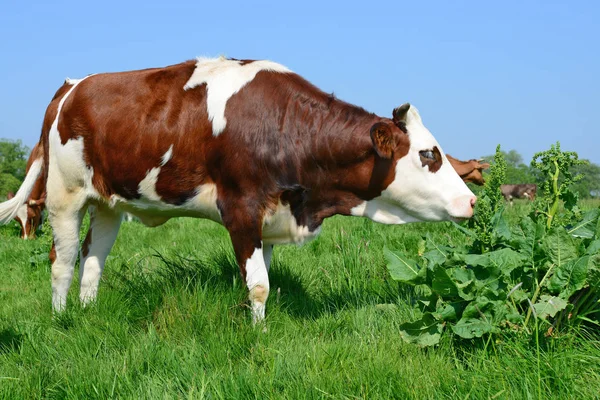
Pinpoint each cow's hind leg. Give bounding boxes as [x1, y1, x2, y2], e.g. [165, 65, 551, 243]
[79, 205, 121, 305]
[48, 199, 87, 312]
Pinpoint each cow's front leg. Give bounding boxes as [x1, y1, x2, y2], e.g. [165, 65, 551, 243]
[222, 204, 270, 324]
[244, 243, 270, 324]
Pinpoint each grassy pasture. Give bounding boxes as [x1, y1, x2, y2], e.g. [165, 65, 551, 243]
[0, 201, 599, 399]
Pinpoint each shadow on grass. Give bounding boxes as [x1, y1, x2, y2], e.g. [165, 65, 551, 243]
[0, 327, 23, 354]
[104, 245, 410, 325]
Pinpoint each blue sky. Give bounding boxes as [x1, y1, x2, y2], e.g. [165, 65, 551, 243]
[0, 0, 598, 164]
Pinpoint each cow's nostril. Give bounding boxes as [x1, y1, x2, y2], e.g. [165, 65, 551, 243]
[470, 196, 477, 208]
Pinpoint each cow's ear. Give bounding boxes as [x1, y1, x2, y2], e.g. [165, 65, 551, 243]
[370, 122, 397, 159]
[479, 162, 491, 170]
[392, 103, 411, 126]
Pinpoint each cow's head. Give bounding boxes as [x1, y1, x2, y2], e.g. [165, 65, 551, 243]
[353, 104, 476, 223]
[446, 155, 490, 186]
[11, 195, 44, 239]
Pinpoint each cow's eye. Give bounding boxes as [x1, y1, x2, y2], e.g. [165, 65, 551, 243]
[420, 150, 435, 160]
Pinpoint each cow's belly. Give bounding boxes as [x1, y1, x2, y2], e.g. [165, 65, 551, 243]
[109, 183, 222, 226]
[110, 188, 321, 245]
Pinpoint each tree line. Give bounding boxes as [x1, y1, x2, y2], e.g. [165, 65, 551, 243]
[0, 139, 28, 197]
[483, 149, 600, 198]
[1, 138, 599, 198]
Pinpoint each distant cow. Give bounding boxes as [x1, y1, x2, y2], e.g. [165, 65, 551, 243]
[0, 56, 476, 322]
[6, 142, 45, 239]
[501, 184, 537, 202]
[446, 155, 490, 186]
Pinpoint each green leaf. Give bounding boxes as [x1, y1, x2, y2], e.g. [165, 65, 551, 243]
[532, 295, 568, 320]
[453, 268, 475, 284]
[586, 239, 600, 256]
[548, 256, 589, 299]
[462, 297, 494, 319]
[456, 280, 476, 301]
[431, 266, 459, 298]
[417, 293, 439, 313]
[434, 302, 463, 322]
[451, 317, 494, 339]
[399, 313, 443, 347]
[568, 209, 600, 239]
[587, 253, 600, 287]
[511, 217, 536, 255]
[385, 247, 426, 284]
[491, 207, 511, 243]
[543, 227, 578, 267]
[422, 234, 452, 268]
[464, 248, 525, 277]
[487, 248, 526, 276]
[464, 253, 491, 268]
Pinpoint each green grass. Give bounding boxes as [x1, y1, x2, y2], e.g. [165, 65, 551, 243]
[0, 204, 599, 399]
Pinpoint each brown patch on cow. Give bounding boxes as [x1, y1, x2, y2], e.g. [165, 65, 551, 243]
[55, 60, 212, 203]
[49, 242, 57, 264]
[419, 146, 442, 173]
[82, 227, 92, 258]
[220, 71, 411, 232]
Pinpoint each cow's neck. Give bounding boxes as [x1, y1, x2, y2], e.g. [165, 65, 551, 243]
[287, 101, 394, 230]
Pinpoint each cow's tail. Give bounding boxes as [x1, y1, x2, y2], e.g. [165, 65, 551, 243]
[0, 157, 43, 224]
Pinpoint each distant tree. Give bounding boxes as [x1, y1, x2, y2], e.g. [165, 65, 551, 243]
[0, 170, 21, 197]
[0, 139, 29, 180]
[481, 149, 537, 184]
[570, 160, 600, 198]
[0, 139, 29, 197]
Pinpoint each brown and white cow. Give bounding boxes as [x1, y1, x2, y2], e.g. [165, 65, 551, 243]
[6, 142, 46, 239]
[501, 184, 537, 203]
[446, 154, 490, 186]
[0, 57, 476, 322]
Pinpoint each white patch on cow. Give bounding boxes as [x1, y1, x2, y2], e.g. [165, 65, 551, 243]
[262, 202, 321, 245]
[246, 246, 269, 291]
[184, 183, 221, 222]
[184, 57, 291, 136]
[47, 75, 101, 209]
[355, 105, 475, 224]
[137, 145, 174, 202]
[350, 200, 421, 224]
[161, 144, 173, 165]
[16, 203, 28, 239]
